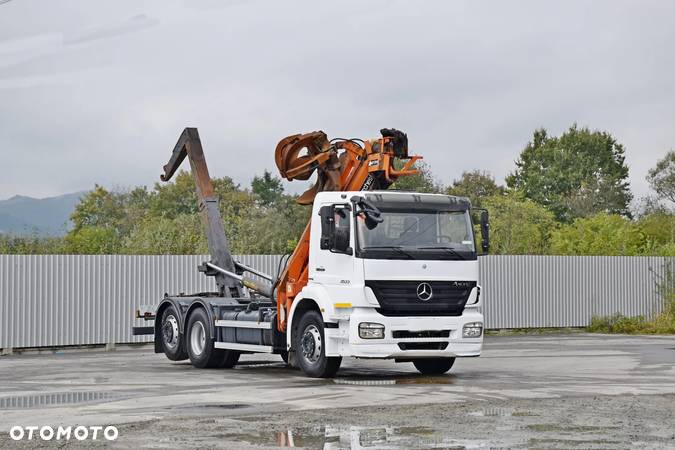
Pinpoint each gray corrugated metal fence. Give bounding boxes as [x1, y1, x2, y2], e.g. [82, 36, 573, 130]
[0, 255, 282, 349]
[0, 255, 672, 349]
[479, 256, 671, 329]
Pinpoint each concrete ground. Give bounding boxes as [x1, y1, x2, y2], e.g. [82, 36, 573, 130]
[1, 334, 675, 449]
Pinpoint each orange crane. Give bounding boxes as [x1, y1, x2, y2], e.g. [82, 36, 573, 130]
[273, 129, 421, 332]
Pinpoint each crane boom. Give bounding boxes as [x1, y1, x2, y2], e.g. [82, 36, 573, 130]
[274, 128, 421, 331]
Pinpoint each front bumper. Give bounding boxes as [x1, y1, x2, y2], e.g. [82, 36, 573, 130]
[324, 307, 483, 359]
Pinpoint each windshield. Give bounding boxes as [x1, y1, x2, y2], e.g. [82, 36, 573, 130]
[356, 208, 476, 260]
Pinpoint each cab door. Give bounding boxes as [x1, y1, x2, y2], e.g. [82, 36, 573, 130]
[311, 203, 355, 288]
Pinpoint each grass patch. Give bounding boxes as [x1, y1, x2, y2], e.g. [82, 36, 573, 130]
[486, 327, 585, 335]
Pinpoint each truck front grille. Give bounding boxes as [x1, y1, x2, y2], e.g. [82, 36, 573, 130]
[392, 330, 451, 339]
[366, 280, 475, 317]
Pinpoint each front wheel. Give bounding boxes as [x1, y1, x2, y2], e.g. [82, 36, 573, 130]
[294, 311, 341, 378]
[186, 308, 240, 369]
[413, 358, 455, 375]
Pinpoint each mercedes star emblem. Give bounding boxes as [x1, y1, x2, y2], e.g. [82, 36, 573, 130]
[416, 282, 433, 301]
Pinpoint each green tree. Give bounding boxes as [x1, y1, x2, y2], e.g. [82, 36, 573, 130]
[123, 186, 151, 221]
[252, 170, 284, 207]
[506, 125, 632, 222]
[242, 196, 311, 254]
[147, 171, 238, 219]
[219, 190, 262, 254]
[66, 186, 129, 253]
[390, 161, 441, 193]
[446, 170, 504, 207]
[124, 214, 207, 255]
[647, 151, 675, 205]
[637, 212, 675, 256]
[70, 185, 125, 231]
[63, 226, 120, 254]
[0, 234, 64, 254]
[550, 213, 645, 256]
[481, 193, 557, 254]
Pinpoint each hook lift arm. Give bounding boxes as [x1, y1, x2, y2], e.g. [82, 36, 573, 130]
[161, 127, 272, 298]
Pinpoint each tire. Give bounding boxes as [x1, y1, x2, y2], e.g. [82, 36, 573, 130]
[413, 358, 456, 375]
[218, 349, 241, 369]
[294, 311, 341, 378]
[186, 308, 240, 369]
[159, 305, 188, 361]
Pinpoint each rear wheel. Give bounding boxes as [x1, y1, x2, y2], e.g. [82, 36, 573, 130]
[413, 358, 455, 375]
[294, 311, 341, 378]
[186, 308, 240, 369]
[160, 305, 188, 361]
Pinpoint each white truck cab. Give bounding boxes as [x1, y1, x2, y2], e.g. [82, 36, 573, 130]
[288, 190, 484, 370]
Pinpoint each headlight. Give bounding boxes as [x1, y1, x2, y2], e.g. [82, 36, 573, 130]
[359, 322, 385, 339]
[462, 322, 483, 338]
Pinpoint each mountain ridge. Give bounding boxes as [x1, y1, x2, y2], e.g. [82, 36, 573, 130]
[0, 192, 87, 236]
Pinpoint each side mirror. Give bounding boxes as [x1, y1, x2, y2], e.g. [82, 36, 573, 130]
[319, 205, 335, 250]
[480, 210, 490, 254]
[319, 205, 353, 255]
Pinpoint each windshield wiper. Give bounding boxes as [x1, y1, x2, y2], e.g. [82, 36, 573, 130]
[417, 246, 466, 260]
[363, 246, 415, 259]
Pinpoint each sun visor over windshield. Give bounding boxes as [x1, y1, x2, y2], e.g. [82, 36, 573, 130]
[363, 193, 471, 211]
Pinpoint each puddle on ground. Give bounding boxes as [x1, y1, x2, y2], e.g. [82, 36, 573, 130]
[221, 425, 458, 449]
[0, 391, 124, 409]
[220, 425, 528, 449]
[526, 423, 619, 433]
[394, 375, 455, 385]
[223, 423, 635, 449]
[223, 419, 630, 448]
[529, 437, 623, 447]
[172, 403, 252, 414]
[333, 375, 454, 386]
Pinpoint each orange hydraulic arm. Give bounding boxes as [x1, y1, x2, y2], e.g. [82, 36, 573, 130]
[274, 129, 421, 331]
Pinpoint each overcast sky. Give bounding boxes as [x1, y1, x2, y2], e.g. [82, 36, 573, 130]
[1, 0, 674, 203]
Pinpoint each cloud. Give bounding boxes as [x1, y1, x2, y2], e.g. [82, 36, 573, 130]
[0, 0, 673, 201]
[63, 14, 158, 45]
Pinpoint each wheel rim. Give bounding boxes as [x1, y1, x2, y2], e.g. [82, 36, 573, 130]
[162, 315, 179, 350]
[190, 321, 206, 356]
[301, 324, 322, 364]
